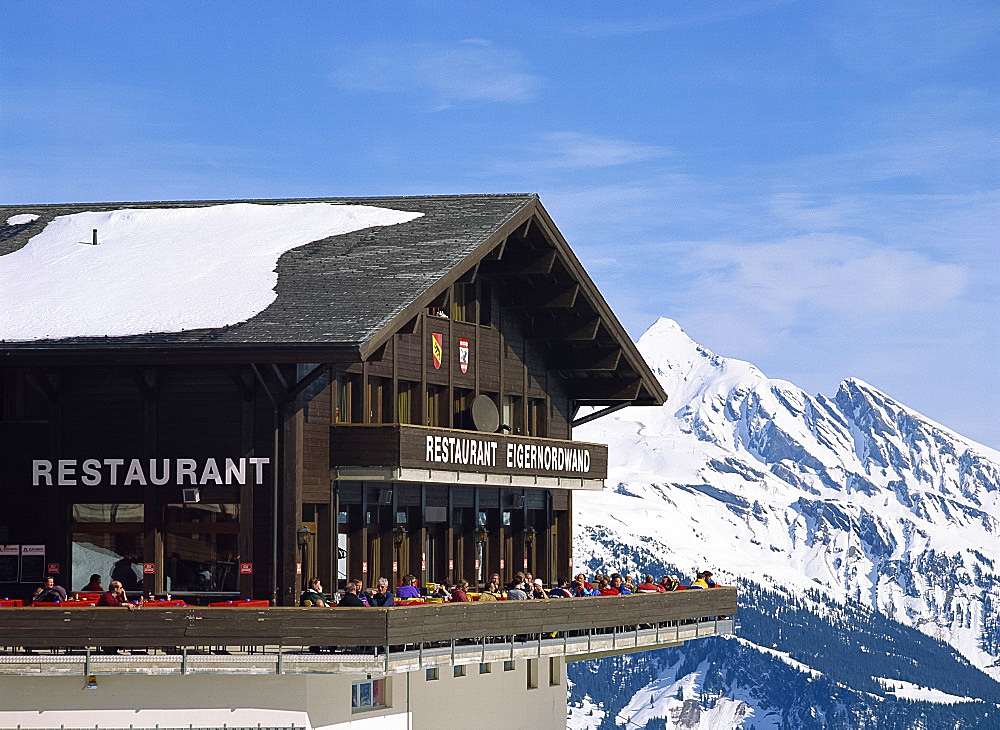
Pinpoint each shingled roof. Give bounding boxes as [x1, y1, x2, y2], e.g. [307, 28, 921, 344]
[0, 194, 533, 350]
[1, 194, 666, 405]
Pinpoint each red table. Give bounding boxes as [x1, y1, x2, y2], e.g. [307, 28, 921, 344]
[32, 600, 97, 607]
[0, 599, 23, 607]
[207, 599, 270, 607]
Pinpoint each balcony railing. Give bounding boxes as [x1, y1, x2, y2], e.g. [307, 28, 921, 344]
[0, 589, 736, 676]
[331, 423, 609, 488]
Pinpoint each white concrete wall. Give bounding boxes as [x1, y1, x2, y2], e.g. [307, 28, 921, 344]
[0, 658, 566, 729]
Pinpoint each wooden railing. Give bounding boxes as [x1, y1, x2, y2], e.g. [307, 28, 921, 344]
[0, 590, 736, 650]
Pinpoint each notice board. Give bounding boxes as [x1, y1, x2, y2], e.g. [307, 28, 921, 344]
[0, 545, 18, 583]
[20, 545, 45, 584]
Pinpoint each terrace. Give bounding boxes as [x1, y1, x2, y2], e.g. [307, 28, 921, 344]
[0, 589, 736, 676]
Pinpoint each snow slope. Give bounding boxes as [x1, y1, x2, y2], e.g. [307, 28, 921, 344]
[0, 203, 422, 341]
[574, 317, 1000, 695]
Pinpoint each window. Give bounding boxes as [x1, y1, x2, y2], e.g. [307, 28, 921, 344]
[71, 504, 144, 594]
[479, 662, 491, 674]
[453, 665, 466, 677]
[425, 667, 439, 681]
[502, 395, 524, 435]
[334, 374, 361, 423]
[368, 377, 392, 424]
[479, 281, 493, 326]
[397, 381, 417, 424]
[452, 282, 475, 322]
[527, 658, 539, 689]
[164, 503, 240, 593]
[528, 398, 547, 437]
[453, 388, 473, 430]
[549, 657, 562, 686]
[426, 384, 448, 427]
[351, 678, 386, 712]
[503, 660, 516, 672]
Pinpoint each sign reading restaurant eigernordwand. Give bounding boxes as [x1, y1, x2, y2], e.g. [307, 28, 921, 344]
[331, 426, 609, 480]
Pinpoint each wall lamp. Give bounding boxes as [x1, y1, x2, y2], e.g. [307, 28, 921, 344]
[393, 525, 407, 548]
[475, 525, 488, 545]
[524, 526, 536, 546]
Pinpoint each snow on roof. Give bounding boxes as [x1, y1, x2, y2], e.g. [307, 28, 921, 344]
[6, 214, 39, 225]
[0, 202, 422, 342]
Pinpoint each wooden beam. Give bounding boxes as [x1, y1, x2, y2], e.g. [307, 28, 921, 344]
[129, 367, 156, 402]
[571, 378, 642, 402]
[484, 237, 506, 261]
[501, 283, 579, 310]
[547, 346, 620, 372]
[456, 261, 480, 283]
[529, 316, 600, 341]
[287, 363, 330, 400]
[478, 248, 556, 277]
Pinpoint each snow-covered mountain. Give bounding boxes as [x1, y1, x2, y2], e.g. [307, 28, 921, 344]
[570, 318, 1000, 728]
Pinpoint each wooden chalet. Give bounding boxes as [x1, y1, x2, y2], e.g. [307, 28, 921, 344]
[0, 194, 666, 606]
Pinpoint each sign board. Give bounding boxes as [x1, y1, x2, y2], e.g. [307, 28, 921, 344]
[361, 561, 367, 574]
[474, 559, 480, 570]
[240, 562, 253, 575]
[499, 559, 505, 570]
[47, 563, 60, 575]
[431, 333, 443, 369]
[458, 337, 469, 373]
[421, 552, 426, 571]
[296, 562, 302, 575]
[523, 558, 528, 570]
[392, 561, 398, 572]
[143, 563, 156, 575]
[20, 545, 45, 584]
[332, 425, 608, 481]
[448, 559, 454, 570]
[31, 457, 270, 488]
[0, 546, 19, 583]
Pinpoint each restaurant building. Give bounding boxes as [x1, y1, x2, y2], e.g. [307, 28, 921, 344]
[0, 195, 736, 728]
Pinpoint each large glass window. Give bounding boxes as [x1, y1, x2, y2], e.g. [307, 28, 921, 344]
[164, 503, 239, 593]
[71, 503, 145, 593]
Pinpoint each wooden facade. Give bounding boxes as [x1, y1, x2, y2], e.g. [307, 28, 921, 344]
[0, 195, 667, 607]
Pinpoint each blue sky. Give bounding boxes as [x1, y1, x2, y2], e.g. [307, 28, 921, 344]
[3, 2, 998, 448]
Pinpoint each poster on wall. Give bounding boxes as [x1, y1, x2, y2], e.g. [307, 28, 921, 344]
[0, 546, 19, 583]
[20, 545, 45, 584]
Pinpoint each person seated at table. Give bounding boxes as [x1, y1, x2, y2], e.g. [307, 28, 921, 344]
[690, 571, 712, 589]
[506, 572, 528, 600]
[396, 574, 421, 600]
[703, 570, 718, 588]
[548, 577, 572, 598]
[33, 576, 68, 604]
[369, 577, 395, 606]
[570, 574, 594, 597]
[597, 577, 619, 596]
[337, 580, 367, 607]
[635, 574, 661, 592]
[431, 581, 452, 600]
[301, 577, 329, 607]
[80, 574, 104, 593]
[659, 575, 680, 592]
[624, 574, 637, 593]
[573, 573, 594, 593]
[353, 578, 371, 605]
[97, 580, 136, 611]
[450, 579, 471, 602]
[611, 573, 631, 595]
[529, 578, 548, 599]
[482, 573, 502, 596]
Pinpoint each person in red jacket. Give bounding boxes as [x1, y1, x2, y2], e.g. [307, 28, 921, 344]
[97, 581, 136, 611]
[636, 574, 663, 593]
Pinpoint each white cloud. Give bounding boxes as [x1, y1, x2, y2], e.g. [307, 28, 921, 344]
[681, 234, 967, 320]
[330, 39, 541, 107]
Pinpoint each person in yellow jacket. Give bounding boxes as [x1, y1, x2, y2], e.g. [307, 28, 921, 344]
[690, 571, 711, 589]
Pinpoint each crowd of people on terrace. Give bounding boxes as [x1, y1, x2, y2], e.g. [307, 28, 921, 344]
[298, 570, 719, 607]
